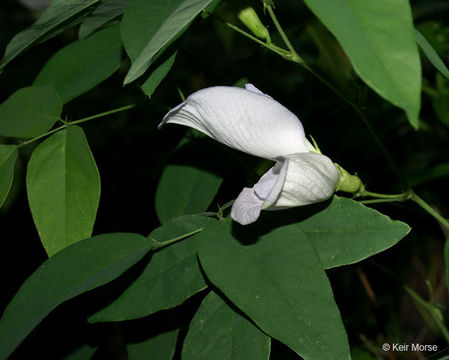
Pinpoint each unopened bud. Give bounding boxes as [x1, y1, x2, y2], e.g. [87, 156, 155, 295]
[238, 7, 271, 43]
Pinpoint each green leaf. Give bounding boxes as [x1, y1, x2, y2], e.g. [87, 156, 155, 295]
[0, 145, 18, 208]
[63, 345, 97, 360]
[182, 291, 270, 360]
[141, 50, 177, 97]
[89, 215, 214, 322]
[34, 25, 122, 104]
[0, 233, 152, 360]
[0, 86, 62, 138]
[155, 164, 222, 224]
[445, 235, 449, 296]
[26, 126, 100, 256]
[415, 28, 449, 80]
[0, 0, 100, 69]
[122, 0, 214, 84]
[78, 0, 132, 40]
[297, 197, 411, 269]
[302, 0, 421, 128]
[127, 329, 179, 360]
[198, 220, 351, 360]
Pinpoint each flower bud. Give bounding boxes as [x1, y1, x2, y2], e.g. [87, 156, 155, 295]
[238, 7, 271, 43]
[334, 164, 364, 194]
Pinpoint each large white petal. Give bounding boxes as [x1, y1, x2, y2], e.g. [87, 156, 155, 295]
[160, 85, 308, 159]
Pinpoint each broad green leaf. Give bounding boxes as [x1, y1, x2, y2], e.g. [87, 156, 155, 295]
[297, 197, 411, 269]
[127, 329, 179, 360]
[0, 86, 62, 138]
[415, 28, 449, 80]
[0, 233, 152, 360]
[182, 291, 270, 360]
[155, 164, 222, 224]
[302, 0, 421, 128]
[89, 215, 214, 322]
[0, 145, 18, 208]
[26, 126, 100, 256]
[123, 0, 214, 84]
[78, 0, 132, 40]
[0, 0, 100, 69]
[141, 50, 177, 97]
[198, 220, 350, 360]
[34, 25, 122, 104]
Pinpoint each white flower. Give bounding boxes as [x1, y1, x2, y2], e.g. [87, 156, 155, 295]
[160, 84, 340, 225]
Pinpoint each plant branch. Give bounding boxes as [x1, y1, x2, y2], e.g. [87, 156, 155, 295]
[151, 228, 203, 250]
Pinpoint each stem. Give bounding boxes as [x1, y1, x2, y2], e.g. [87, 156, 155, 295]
[358, 198, 405, 205]
[410, 192, 449, 230]
[266, 5, 302, 61]
[363, 191, 409, 199]
[151, 228, 203, 250]
[18, 104, 135, 148]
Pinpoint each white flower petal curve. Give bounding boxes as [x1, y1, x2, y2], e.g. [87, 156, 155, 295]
[230, 152, 340, 225]
[160, 85, 308, 159]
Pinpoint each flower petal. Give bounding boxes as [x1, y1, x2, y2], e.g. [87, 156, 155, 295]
[160, 85, 308, 159]
[269, 152, 340, 208]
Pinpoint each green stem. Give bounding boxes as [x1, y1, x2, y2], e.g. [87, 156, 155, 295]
[151, 228, 203, 250]
[266, 5, 302, 61]
[18, 104, 135, 148]
[358, 198, 405, 205]
[363, 190, 408, 199]
[410, 192, 449, 230]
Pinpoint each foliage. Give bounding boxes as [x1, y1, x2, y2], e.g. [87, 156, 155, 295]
[0, 0, 449, 359]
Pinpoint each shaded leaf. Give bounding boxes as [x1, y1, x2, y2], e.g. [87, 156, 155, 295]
[63, 345, 97, 360]
[26, 126, 100, 256]
[0, 145, 18, 208]
[123, 0, 214, 84]
[34, 25, 122, 103]
[128, 329, 179, 360]
[0, 86, 62, 138]
[89, 215, 214, 322]
[182, 291, 270, 360]
[141, 50, 177, 97]
[155, 164, 222, 224]
[0, 0, 100, 69]
[78, 0, 132, 39]
[415, 28, 449, 80]
[0, 233, 152, 360]
[198, 220, 350, 359]
[303, 0, 421, 128]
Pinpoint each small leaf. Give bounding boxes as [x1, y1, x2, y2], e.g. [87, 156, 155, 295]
[182, 291, 270, 360]
[78, 0, 132, 40]
[89, 215, 214, 322]
[0, 233, 152, 360]
[123, 0, 214, 84]
[34, 25, 122, 103]
[155, 164, 222, 224]
[26, 126, 100, 256]
[415, 28, 449, 80]
[198, 220, 351, 359]
[0, 86, 62, 138]
[127, 329, 179, 360]
[0, 145, 18, 208]
[141, 50, 177, 97]
[303, 0, 421, 128]
[0, 0, 100, 69]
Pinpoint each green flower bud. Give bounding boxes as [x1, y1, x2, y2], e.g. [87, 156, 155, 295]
[334, 163, 364, 194]
[238, 7, 271, 43]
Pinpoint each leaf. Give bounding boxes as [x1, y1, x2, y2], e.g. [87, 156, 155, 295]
[34, 25, 122, 104]
[155, 164, 222, 224]
[122, 0, 214, 84]
[89, 215, 214, 322]
[0, 86, 62, 138]
[0, 0, 100, 69]
[127, 329, 179, 360]
[78, 0, 132, 40]
[26, 126, 100, 256]
[0, 145, 18, 208]
[302, 0, 421, 128]
[198, 220, 351, 360]
[63, 345, 97, 360]
[182, 291, 270, 360]
[141, 50, 177, 97]
[297, 197, 411, 269]
[0, 233, 152, 360]
[415, 28, 449, 80]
